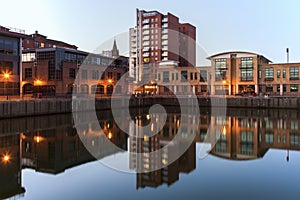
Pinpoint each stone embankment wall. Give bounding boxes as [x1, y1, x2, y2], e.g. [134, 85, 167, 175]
[1, 97, 300, 119]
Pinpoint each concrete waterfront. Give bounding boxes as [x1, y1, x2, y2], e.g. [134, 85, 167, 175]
[0, 96, 300, 119]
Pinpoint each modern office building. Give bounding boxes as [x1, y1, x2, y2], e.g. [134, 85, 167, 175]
[207, 51, 300, 96]
[22, 46, 128, 97]
[129, 9, 196, 84]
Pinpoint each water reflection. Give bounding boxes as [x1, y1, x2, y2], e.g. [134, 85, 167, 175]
[0, 108, 300, 198]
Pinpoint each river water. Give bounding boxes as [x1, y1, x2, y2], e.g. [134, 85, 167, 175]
[0, 107, 299, 199]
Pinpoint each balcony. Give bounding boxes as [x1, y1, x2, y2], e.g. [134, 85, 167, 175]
[162, 40, 168, 45]
[143, 36, 150, 41]
[162, 34, 168, 40]
[162, 29, 168, 34]
[143, 25, 150, 29]
[143, 30, 150, 35]
[143, 53, 149, 57]
[162, 17, 168, 23]
[162, 46, 168, 51]
[162, 52, 168, 57]
[143, 19, 150, 24]
[143, 47, 150, 52]
[143, 41, 150, 46]
[162, 23, 168, 28]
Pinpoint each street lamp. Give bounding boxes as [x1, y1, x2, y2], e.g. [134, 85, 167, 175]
[35, 79, 42, 98]
[3, 73, 10, 100]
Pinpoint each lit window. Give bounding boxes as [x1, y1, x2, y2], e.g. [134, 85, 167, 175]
[290, 84, 298, 92]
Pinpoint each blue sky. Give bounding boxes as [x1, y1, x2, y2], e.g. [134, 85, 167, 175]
[1, 0, 300, 64]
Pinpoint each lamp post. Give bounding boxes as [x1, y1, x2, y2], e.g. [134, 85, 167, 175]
[3, 73, 10, 100]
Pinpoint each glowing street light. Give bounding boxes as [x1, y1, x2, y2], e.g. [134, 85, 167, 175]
[35, 79, 42, 98]
[108, 79, 112, 83]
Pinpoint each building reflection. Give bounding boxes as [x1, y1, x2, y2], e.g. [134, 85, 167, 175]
[0, 133, 25, 199]
[0, 108, 300, 197]
[129, 112, 196, 189]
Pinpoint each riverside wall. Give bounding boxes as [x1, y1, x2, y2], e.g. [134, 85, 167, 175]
[1, 96, 300, 119]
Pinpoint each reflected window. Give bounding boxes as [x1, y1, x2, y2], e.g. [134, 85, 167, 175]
[265, 132, 274, 144]
[291, 121, 298, 130]
[290, 134, 299, 146]
[266, 120, 273, 128]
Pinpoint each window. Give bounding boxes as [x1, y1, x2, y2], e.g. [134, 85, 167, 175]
[283, 70, 286, 78]
[201, 85, 207, 93]
[277, 84, 280, 92]
[108, 72, 113, 79]
[240, 57, 253, 81]
[181, 71, 187, 82]
[266, 85, 273, 92]
[92, 70, 99, 80]
[241, 131, 253, 155]
[34, 41, 39, 47]
[290, 67, 299, 80]
[190, 72, 193, 80]
[158, 73, 161, 81]
[117, 73, 121, 80]
[200, 70, 207, 82]
[25, 68, 32, 79]
[283, 84, 286, 92]
[176, 73, 178, 80]
[172, 73, 174, 80]
[99, 71, 104, 80]
[194, 73, 198, 80]
[41, 42, 45, 48]
[259, 70, 262, 79]
[290, 84, 298, 92]
[215, 59, 226, 81]
[265, 68, 274, 81]
[163, 71, 169, 82]
[277, 70, 281, 78]
[69, 68, 76, 78]
[81, 70, 87, 80]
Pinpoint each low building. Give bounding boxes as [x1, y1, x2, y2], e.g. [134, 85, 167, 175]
[0, 31, 23, 98]
[22, 46, 128, 97]
[156, 60, 210, 95]
[259, 62, 300, 95]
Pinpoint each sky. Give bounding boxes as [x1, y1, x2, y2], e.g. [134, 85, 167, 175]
[1, 0, 300, 64]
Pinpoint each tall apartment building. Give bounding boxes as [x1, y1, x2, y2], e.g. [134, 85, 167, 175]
[129, 9, 196, 83]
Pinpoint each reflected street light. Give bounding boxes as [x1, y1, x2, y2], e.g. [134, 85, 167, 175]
[1, 152, 11, 164]
[3, 73, 10, 100]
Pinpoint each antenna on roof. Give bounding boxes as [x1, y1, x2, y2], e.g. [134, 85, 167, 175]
[286, 48, 289, 63]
